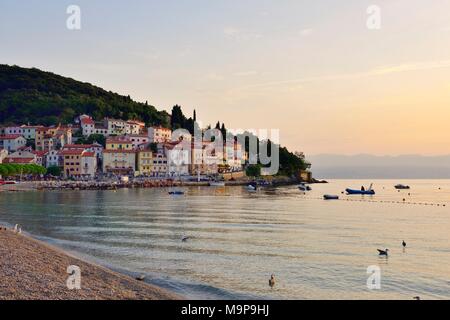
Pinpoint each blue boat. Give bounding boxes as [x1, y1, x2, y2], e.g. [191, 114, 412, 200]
[346, 189, 375, 195]
[168, 191, 185, 195]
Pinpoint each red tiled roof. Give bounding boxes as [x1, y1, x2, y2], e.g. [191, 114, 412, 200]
[103, 150, 136, 154]
[60, 150, 84, 156]
[81, 118, 95, 125]
[63, 144, 98, 149]
[4, 157, 35, 164]
[0, 134, 24, 140]
[82, 152, 95, 157]
[33, 151, 48, 157]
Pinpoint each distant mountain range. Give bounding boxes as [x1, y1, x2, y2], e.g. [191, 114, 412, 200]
[307, 154, 450, 179]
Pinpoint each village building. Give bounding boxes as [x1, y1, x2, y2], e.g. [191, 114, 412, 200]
[20, 125, 44, 140]
[128, 134, 150, 150]
[151, 153, 168, 177]
[3, 150, 37, 164]
[102, 137, 136, 175]
[0, 135, 27, 152]
[46, 150, 63, 168]
[136, 149, 153, 176]
[0, 149, 8, 163]
[148, 126, 172, 143]
[61, 149, 97, 178]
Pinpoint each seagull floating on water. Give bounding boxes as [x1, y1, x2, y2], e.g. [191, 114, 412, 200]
[269, 274, 275, 288]
[378, 249, 389, 256]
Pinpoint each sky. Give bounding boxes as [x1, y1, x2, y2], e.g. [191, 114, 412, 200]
[1, 0, 450, 156]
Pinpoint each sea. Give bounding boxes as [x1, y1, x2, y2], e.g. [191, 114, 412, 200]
[1, 179, 449, 300]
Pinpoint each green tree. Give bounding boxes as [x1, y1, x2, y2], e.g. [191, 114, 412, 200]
[47, 166, 62, 176]
[246, 164, 261, 177]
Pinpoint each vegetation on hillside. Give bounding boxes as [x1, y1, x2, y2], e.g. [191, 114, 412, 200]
[0, 65, 169, 126]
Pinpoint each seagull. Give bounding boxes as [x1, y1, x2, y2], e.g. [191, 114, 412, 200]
[18, 227, 22, 235]
[402, 240, 407, 248]
[269, 274, 275, 288]
[378, 249, 389, 256]
[13, 224, 18, 233]
[181, 236, 190, 242]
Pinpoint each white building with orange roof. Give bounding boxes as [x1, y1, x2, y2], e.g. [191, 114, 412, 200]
[148, 126, 172, 143]
[128, 134, 150, 149]
[20, 125, 44, 140]
[0, 134, 27, 152]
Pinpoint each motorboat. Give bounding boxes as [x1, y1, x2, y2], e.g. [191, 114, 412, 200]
[168, 190, 184, 195]
[346, 183, 375, 195]
[247, 183, 258, 191]
[323, 194, 339, 200]
[395, 184, 410, 190]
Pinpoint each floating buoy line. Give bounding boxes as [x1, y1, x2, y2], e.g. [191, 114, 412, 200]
[304, 196, 447, 207]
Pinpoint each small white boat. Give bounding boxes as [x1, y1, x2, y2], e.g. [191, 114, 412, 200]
[247, 184, 258, 191]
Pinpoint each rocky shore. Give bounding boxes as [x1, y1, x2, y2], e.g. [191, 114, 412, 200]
[0, 227, 181, 300]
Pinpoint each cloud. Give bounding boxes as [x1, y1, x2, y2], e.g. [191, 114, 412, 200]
[231, 59, 450, 91]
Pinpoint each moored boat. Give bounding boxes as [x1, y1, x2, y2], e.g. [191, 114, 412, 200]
[323, 194, 339, 200]
[346, 183, 375, 195]
[395, 184, 410, 190]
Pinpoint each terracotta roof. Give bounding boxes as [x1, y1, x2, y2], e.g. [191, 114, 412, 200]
[60, 150, 84, 156]
[33, 151, 48, 157]
[103, 150, 136, 154]
[63, 144, 101, 149]
[4, 157, 35, 164]
[82, 152, 95, 157]
[81, 118, 95, 125]
[0, 134, 24, 140]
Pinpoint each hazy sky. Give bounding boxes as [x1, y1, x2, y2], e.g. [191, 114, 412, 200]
[1, 0, 450, 156]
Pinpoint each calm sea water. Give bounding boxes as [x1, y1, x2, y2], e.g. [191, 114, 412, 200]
[1, 180, 450, 300]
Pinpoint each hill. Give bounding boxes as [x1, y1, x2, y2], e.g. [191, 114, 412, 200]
[0, 65, 169, 126]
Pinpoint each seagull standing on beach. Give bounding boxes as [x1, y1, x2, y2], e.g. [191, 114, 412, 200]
[13, 224, 18, 233]
[269, 274, 275, 288]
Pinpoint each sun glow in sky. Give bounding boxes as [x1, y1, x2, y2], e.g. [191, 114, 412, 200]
[1, 0, 450, 156]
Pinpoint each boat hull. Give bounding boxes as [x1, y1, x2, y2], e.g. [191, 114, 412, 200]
[346, 189, 375, 195]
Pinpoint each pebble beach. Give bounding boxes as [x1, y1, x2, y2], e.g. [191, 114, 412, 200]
[0, 226, 181, 300]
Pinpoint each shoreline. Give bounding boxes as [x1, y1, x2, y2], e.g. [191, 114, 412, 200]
[0, 176, 321, 193]
[0, 226, 182, 300]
